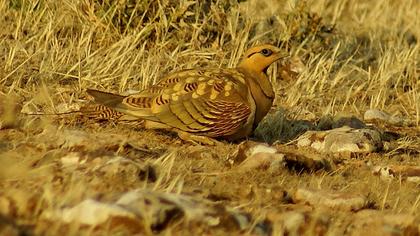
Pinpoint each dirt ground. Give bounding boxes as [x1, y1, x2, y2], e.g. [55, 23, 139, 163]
[0, 0, 419, 235]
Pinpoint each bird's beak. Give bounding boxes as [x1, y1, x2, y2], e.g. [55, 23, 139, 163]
[263, 51, 289, 75]
[273, 51, 289, 62]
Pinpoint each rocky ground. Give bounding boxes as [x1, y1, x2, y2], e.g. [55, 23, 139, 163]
[0, 0, 419, 235]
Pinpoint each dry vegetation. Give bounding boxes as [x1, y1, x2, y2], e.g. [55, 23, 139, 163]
[0, 0, 419, 235]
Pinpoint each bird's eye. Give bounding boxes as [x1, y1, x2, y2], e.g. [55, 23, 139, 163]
[261, 49, 272, 57]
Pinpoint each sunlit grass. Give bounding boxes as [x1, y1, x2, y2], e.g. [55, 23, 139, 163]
[0, 0, 419, 234]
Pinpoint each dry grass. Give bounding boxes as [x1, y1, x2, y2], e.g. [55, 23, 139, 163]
[0, 0, 419, 235]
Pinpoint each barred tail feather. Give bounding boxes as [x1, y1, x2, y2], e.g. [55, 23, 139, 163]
[86, 89, 158, 121]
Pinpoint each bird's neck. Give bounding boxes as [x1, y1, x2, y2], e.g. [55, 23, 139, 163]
[238, 63, 274, 99]
[237, 67, 275, 125]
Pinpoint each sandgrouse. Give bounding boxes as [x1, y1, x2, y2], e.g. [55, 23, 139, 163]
[87, 44, 286, 144]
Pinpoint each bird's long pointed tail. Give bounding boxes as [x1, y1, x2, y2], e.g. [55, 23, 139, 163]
[86, 89, 126, 107]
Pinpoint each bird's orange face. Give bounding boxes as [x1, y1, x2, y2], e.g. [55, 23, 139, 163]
[239, 44, 287, 74]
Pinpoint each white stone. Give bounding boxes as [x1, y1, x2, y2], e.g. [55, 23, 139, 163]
[297, 127, 382, 153]
[364, 109, 403, 125]
[48, 199, 136, 225]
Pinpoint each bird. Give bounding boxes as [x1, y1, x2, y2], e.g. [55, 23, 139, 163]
[86, 44, 287, 144]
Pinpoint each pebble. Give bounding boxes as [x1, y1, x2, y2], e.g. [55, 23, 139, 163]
[266, 210, 330, 235]
[293, 188, 368, 211]
[372, 165, 420, 183]
[297, 126, 382, 153]
[42, 188, 269, 234]
[229, 141, 284, 171]
[229, 141, 330, 172]
[349, 210, 420, 236]
[364, 109, 404, 126]
[48, 199, 136, 225]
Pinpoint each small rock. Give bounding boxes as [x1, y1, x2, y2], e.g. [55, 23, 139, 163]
[44, 199, 137, 225]
[281, 212, 306, 234]
[349, 210, 420, 236]
[268, 211, 309, 235]
[364, 109, 404, 126]
[60, 152, 86, 167]
[230, 141, 330, 172]
[297, 127, 382, 153]
[372, 165, 420, 183]
[266, 210, 330, 235]
[45, 189, 232, 231]
[294, 188, 368, 211]
[230, 141, 284, 171]
[115, 189, 256, 231]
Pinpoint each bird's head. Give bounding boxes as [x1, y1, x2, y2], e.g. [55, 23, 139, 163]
[237, 44, 287, 100]
[238, 44, 287, 75]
